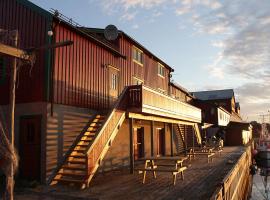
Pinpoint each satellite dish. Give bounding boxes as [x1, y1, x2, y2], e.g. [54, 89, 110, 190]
[104, 24, 119, 41]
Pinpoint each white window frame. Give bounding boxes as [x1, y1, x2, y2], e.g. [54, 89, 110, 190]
[133, 46, 144, 66]
[111, 73, 118, 90]
[157, 62, 165, 78]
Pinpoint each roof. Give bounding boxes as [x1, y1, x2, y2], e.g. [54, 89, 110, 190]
[81, 27, 174, 72]
[192, 89, 234, 101]
[17, 2, 125, 58]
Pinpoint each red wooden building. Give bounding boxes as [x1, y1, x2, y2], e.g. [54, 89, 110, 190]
[0, 0, 203, 188]
[192, 89, 252, 145]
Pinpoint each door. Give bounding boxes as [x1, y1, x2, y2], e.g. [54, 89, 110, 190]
[19, 115, 41, 181]
[109, 66, 120, 100]
[134, 127, 144, 160]
[157, 128, 165, 156]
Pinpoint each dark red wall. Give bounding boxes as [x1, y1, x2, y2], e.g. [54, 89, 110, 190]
[0, 0, 52, 105]
[1, 0, 172, 110]
[52, 23, 171, 110]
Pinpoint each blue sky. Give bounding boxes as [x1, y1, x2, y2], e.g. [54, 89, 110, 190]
[30, 0, 270, 122]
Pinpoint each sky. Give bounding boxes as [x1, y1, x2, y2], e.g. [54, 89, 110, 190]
[29, 0, 270, 122]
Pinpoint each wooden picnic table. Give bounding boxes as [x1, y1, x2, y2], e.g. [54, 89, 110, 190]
[136, 156, 188, 185]
[187, 148, 215, 163]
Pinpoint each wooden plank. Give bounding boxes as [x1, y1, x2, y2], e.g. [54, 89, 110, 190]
[150, 121, 154, 156]
[128, 112, 196, 125]
[170, 123, 173, 156]
[129, 118, 134, 174]
[0, 42, 30, 60]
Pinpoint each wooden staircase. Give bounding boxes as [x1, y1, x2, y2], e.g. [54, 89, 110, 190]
[51, 114, 106, 186]
[49, 87, 129, 189]
[173, 124, 186, 154]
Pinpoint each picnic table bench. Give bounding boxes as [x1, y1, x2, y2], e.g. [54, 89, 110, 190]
[187, 148, 215, 163]
[136, 156, 188, 185]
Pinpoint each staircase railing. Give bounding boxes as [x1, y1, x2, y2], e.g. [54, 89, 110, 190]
[193, 123, 202, 145]
[84, 86, 130, 187]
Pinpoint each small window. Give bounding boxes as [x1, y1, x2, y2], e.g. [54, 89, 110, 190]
[133, 46, 143, 65]
[111, 73, 118, 90]
[157, 63, 165, 77]
[0, 57, 6, 84]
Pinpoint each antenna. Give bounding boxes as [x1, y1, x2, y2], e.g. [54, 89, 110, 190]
[104, 25, 119, 41]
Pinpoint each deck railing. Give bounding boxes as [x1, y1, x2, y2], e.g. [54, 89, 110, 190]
[128, 85, 201, 123]
[210, 145, 252, 200]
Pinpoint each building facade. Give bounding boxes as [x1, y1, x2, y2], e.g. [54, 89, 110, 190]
[0, 0, 202, 188]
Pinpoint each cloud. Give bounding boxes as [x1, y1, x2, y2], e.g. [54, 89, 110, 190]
[96, 0, 270, 121]
[186, 0, 270, 121]
[120, 12, 137, 21]
[236, 82, 270, 121]
[132, 24, 139, 29]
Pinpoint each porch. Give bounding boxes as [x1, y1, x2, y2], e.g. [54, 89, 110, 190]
[15, 146, 245, 200]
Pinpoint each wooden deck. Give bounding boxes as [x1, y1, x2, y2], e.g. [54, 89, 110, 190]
[15, 146, 246, 200]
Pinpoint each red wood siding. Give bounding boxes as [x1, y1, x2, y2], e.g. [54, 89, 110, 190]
[53, 24, 120, 109]
[53, 24, 171, 110]
[0, 0, 172, 109]
[0, 0, 51, 104]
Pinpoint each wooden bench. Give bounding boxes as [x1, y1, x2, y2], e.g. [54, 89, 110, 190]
[137, 166, 187, 185]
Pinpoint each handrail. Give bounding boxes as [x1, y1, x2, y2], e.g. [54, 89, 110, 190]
[86, 86, 129, 155]
[142, 85, 201, 112]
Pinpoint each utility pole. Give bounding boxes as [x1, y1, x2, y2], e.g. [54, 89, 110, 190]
[0, 29, 73, 200]
[2, 30, 18, 200]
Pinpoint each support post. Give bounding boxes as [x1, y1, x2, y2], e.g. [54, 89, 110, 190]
[170, 123, 174, 156]
[7, 30, 18, 200]
[129, 118, 134, 174]
[150, 121, 154, 156]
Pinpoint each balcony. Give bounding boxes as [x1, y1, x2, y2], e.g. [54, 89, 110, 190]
[127, 85, 201, 123]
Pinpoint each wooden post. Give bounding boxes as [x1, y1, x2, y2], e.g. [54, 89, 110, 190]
[150, 121, 154, 156]
[6, 30, 18, 200]
[129, 118, 134, 174]
[170, 123, 173, 156]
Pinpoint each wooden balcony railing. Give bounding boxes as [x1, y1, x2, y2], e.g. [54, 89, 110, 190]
[127, 85, 201, 123]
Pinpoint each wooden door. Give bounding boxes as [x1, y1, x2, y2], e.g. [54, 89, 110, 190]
[157, 128, 165, 156]
[109, 66, 120, 100]
[19, 116, 41, 181]
[134, 127, 144, 160]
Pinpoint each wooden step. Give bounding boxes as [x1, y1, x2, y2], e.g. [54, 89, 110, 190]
[54, 177, 85, 184]
[62, 165, 86, 171]
[68, 155, 86, 159]
[58, 172, 86, 178]
[96, 115, 105, 119]
[80, 138, 93, 142]
[76, 144, 89, 147]
[67, 160, 86, 165]
[73, 149, 86, 153]
[85, 130, 97, 134]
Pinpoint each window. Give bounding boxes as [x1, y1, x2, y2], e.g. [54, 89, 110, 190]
[157, 63, 165, 77]
[111, 73, 118, 90]
[0, 57, 6, 84]
[133, 46, 143, 65]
